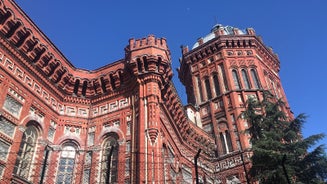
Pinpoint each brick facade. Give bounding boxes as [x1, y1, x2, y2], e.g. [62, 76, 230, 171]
[0, 1, 292, 183]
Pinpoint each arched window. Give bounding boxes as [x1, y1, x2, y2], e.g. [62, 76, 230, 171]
[14, 125, 39, 179]
[232, 70, 241, 90]
[241, 69, 251, 89]
[204, 77, 212, 100]
[218, 122, 233, 155]
[101, 135, 119, 183]
[56, 144, 77, 184]
[250, 69, 261, 89]
[213, 74, 221, 96]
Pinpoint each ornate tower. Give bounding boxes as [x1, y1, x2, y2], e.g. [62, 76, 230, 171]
[179, 24, 292, 181]
[125, 35, 173, 183]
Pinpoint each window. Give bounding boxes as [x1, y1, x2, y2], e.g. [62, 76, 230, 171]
[126, 121, 131, 135]
[3, 95, 22, 118]
[100, 135, 119, 183]
[167, 147, 175, 164]
[0, 164, 4, 178]
[87, 129, 95, 146]
[14, 125, 38, 179]
[170, 169, 177, 183]
[241, 69, 251, 89]
[48, 120, 56, 142]
[225, 130, 233, 153]
[232, 70, 241, 90]
[181, 166, 192, 184]
[125, 158, 130, 177]
[82, 169, 90, 184]
[0, 116, 15, 137]
[0, 140, 10, 161]
[195, 76, 204, 102]
[250, 69, 260, 89]
[204, 77, 212, 100]
[218, 65, 229, 92]
[203, 123, 213, 136]
[83, 151, 92, 184]
[56, 144, 77, 184]
[218, 122, 233, 155]
[213, 74, 221, 96]
[220, 133, 227, 154]
[125, 141, 130, 153]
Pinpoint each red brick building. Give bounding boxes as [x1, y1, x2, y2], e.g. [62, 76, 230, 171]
[0, 0, 292, 183]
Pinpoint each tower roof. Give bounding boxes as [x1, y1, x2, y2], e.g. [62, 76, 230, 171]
[192, 24, 248, 49]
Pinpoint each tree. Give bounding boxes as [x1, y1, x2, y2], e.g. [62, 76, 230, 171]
[241, 91, 327, 184]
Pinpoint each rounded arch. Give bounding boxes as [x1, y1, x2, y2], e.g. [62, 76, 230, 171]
[20, 115, 45, 138]
[14, 120, 42, 179]
[98, 126, 125, 144]
[229, 65, 239, 70]
[217, 121, 229, 132]
[56, 139, 79, 184]
[99, 131, 120, 183]
[58, 138, 81, 149]
[55, 135, 83, 148]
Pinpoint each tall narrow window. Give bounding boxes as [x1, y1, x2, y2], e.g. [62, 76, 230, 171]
[143, 56, 149, 71]
[225, 130, 233, 153]
[137, 58, 142, 73]
[213, 74, 221, 96]
[14, 125, 38, 179]
[218, 122, 233, 155]
[83, 151, 92, 184]
[250, 69, 260, 89]
[204, 77, 212, 100]
[101, 135, 119, 183]
[56, 144, 77, 184]
[196, 76, 204, 102]
[232, 70, 241, 90]
[218, 65, 229, 92]
[241, 69, 251, 89]
[181, 166, 192, 184]
[220, 133, 227, 154]
[220, 131, 233, 154]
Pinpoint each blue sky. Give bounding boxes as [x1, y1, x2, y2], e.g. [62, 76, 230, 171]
[15, 1, 327, 149]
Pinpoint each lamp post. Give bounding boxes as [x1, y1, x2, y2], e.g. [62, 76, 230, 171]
[194, 149, 202, 184]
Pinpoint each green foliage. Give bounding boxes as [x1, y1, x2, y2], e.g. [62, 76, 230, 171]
[241, 91, 327, 184]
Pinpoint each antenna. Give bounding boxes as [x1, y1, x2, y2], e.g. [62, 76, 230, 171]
[214, 16, 218, 25]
